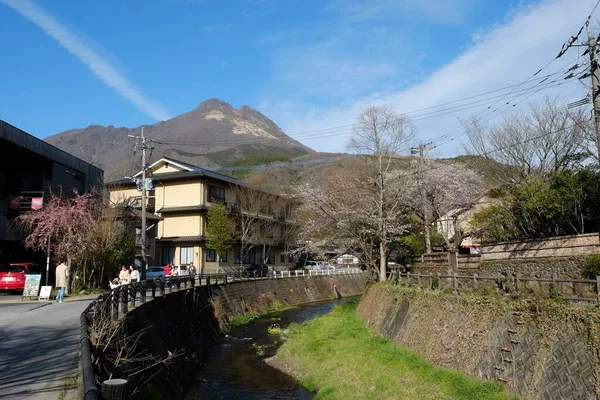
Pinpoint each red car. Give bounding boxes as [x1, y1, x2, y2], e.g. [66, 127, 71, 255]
[0, 263, 42, 292]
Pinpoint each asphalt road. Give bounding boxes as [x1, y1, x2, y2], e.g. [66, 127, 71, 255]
[0, 297, 94, 399]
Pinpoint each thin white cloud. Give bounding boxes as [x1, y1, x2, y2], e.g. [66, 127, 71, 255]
[260, 0, 594, 156]
[1, 0, 170, 121]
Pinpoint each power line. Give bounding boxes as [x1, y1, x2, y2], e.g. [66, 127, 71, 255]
[430, 58, 584, 149]
[157, 75, 576, 149]
[301, 121, 585, 200]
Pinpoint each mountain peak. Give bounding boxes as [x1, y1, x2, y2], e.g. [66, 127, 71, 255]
[45, 98, 314, 180]
[196, 98, 234, 112]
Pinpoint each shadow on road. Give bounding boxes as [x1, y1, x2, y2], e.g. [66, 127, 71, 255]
[0, 317, 81, 398]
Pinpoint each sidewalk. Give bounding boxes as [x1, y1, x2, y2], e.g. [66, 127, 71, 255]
[0, 298, 94, 399]
[0, 293, 100, 305]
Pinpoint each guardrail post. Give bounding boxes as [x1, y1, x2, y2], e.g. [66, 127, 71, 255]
[159, 278, 165, 296]
[515, 273, 520, 294]
[140, 281, 146, 303]
[407, 272, 411, 286]
[436, 273, 441, 290]
[101, 378, 128, 400]
[112, 287, 119, 320]
[129, 284, 136, 309]
[429, 274, 433, 289]
[596, 276, 600, 303]
[120, 284, 128, 316]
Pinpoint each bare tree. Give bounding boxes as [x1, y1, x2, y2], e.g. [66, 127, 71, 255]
[347, 106, 415, 281]
[230, 185, 290, 268]
[463, 97, 591, 183]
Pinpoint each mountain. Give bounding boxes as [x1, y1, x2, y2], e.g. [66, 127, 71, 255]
[44, 99, 313, 181]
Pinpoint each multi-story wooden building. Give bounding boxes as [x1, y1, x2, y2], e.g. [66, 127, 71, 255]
[107, 157, 295, 273]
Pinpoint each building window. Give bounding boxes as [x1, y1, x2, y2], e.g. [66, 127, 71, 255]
[162, 247, 175, 265]
[234, 247, 254, 264]
[265, 249, 275, 264]
[208, 185, 225, 203]
[205, 249, 216, 262]
[220, 251, 227, 262]
[180, 247, 194, 264]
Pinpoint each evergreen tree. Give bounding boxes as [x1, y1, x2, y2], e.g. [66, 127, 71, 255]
[205, 203, 233, 273]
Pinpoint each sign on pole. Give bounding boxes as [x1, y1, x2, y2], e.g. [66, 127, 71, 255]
[22, 274, 42, 299]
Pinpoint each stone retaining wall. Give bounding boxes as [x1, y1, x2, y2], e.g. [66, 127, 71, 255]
[357, 283, 600, 400]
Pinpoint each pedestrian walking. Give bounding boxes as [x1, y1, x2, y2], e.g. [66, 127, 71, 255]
[55, 261, 69, 303]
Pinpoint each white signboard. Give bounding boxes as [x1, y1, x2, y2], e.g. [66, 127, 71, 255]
[39, 286, 52, 301]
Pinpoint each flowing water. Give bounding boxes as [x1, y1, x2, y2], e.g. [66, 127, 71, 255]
[186, 297, 357, 400]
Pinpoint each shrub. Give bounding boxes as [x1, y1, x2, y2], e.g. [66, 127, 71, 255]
[585, 254, 600, 278]
[230, 311, 260, 328]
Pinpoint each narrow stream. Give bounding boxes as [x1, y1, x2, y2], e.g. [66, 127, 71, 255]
[186, 297, 357, 400]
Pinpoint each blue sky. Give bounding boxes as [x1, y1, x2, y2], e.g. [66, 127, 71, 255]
[0, 0, 595, 156]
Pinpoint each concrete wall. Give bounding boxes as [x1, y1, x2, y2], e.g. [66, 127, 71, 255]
[410, 233, 600, 279]
[108, 274, 367, 399]
[357, 284, 600, 400]
[482, 233, 600, 261]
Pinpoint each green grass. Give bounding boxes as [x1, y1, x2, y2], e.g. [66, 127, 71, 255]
[277, 300, 520, 400]
[230, 311, 260, 328]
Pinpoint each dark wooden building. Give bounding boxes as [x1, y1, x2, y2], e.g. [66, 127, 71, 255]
[0, 120, 103, 263]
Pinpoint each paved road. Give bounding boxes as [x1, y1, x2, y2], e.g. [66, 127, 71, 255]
[0, 297, 94, 400]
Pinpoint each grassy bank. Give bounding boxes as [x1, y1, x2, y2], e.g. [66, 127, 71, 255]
[275, 300, 519, 400]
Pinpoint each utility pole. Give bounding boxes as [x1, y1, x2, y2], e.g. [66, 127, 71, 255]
[128, 127, 153, 281]
[411, 142, 433, 254]
[587, 23, 600, 160]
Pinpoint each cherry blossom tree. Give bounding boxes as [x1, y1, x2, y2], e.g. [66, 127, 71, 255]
[15, 189, 134, 289]
[300, 164, 412, 281]
[16, 190, 94, 262]
[408, 161, 485, 250]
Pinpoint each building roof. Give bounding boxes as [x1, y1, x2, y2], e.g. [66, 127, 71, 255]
[0, 119, 104, 186]
[106, 157, 279, 196]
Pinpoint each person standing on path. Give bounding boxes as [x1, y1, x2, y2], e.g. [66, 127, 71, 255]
[55, 261, 69, 303]
[119, 265, 130, 284]
[129, 265, 140, 283]
[188, 262, 197, 277]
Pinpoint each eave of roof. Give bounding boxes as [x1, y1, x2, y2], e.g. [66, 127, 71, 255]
[157, 205, 208, 213]
[156, 235, 206, 243]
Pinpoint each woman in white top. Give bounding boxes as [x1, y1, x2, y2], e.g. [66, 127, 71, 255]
[172, 265, 180, 276]
[118, 265, 131, 284]
[129, 265, 140, 283]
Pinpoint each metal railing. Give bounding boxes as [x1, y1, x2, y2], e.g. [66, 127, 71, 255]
[387, 270, 600, 303]
[80, 268, 364, 399]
